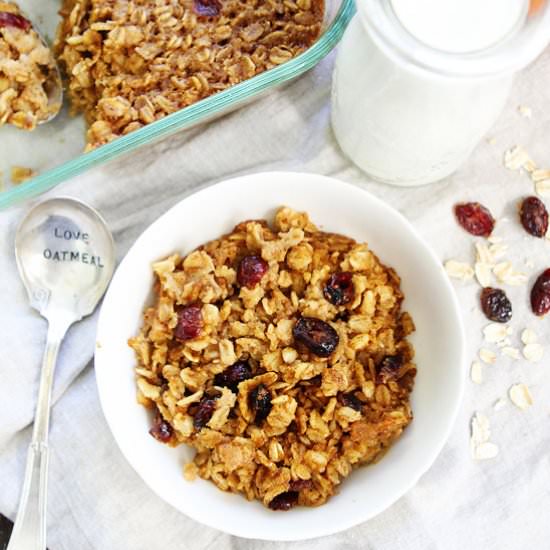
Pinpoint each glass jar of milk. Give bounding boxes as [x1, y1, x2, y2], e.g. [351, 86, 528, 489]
[332, 0, 550, 186]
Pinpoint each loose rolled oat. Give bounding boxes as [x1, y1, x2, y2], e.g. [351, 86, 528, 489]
[444, 259, 474, 281]
[470, 412, 499, 461]
[479, 348, 496, 365]
[129, 207, 417, 510]
[509, 383, 533, 410]
[470, 361, 483, 384]
[56, 0, 324, 149]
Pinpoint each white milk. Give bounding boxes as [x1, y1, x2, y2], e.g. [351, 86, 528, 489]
[391, 0, 525, 53]
[331, 0, 526, 186]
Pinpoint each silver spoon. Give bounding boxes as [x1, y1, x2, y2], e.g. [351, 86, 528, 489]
[9, 197, 115, 550]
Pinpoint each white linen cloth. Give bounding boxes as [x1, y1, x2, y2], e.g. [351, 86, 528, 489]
[1, 38, 550, 550]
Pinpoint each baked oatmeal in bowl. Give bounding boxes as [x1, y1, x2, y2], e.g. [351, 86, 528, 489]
[129, 207, 417, 510]
[95, 172, 465, 540]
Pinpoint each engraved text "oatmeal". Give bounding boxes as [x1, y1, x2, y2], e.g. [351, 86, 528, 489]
[43, 249, 104, 268]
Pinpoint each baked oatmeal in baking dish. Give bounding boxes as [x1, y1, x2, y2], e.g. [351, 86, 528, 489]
[0, 1, 60, 129]
[56, 0, 324, 150]
[129, 207, 416, 510]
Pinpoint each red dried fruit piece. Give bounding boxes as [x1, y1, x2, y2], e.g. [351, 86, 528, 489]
[0, 11, 31, 31]
[237, 255, 268, 288]
[293, 317, 339, 358]
[268, 491, 299, 511]
[340, 392, 363, 411]
[174, 305, 203, 340]
[193, 397, 217, 429]
[454, 202, 495, 237]
[480, 287, 512, 323]
[519, 196, 549, 238]
[213, 361, 252, 392]
[149, 409, 173, 443]
[531, 268, 550, 316]
[289, 479, 313, 491]
[323, 272, 354, 306]
[193, 0, 222, 16]
[249, 383, 272, 423]
[377, 355, 402, 383]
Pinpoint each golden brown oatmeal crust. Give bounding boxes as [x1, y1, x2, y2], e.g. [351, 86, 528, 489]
[55, 0, 324, 149]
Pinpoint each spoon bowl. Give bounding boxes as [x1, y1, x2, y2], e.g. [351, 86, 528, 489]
[15, 197, 115, 321]
[0, 5, 63, 125]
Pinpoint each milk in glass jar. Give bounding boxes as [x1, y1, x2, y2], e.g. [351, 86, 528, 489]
[331, 0, 550, 186]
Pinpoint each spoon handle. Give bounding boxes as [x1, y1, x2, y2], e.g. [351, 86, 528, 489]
[7, 320, 69, 550]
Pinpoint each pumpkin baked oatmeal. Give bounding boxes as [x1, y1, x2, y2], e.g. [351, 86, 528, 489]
[56, 0, 324, 150]
[129, 207, 417, 510]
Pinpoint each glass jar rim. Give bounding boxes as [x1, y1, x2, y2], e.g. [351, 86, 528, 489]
[357, 0, 550, 77]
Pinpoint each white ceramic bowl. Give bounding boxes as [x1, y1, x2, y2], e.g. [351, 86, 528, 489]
[95, 172, 466, 541]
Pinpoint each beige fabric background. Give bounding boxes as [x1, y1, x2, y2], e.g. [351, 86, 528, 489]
[1, 28, 549, 550]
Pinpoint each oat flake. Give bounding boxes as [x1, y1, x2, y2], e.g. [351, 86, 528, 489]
[475, 262, 492, 287]
[471, 412, 491, 445]
[488, 243, 508, 261]
[535, 179, 550, 198]
[503, 145, 537, 173]
[496, 338, 511, 349]
[518, 105, 532, 119]
[531, 169, 550, 182]
[521, 328, 538, 345]
[523, 343, 544, 363]
[475, 242, 493, 265]
[470, 413, 499, 461]
[474, 441, 500, 460]
[483, 323, 511, 344]
[493, 261, 528, 286]
[479, 348, 497, 365]
[444, 260, 474, 281]
[471, 361, 483, 384]
[509, 384, 533, 410]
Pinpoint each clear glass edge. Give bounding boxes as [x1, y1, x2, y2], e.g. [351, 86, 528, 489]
[1, 0, 355, 211]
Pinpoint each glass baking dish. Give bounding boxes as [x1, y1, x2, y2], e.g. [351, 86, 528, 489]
[0, 0, 354, 209]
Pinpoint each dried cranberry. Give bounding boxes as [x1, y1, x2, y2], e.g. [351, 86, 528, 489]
[293, 317, 339, 358]
[268, 491, 298, 511]
[454, 202, 495, 237]
[289, 479, 313, 491]
[249, 383, 272, 423]
[520, 196, 549, 238]
[340, 392, 363, 411]
[193, 397, 217, 429]
[0, 12, 31, 31]
[377, 355, 402, 383]
[149, 410, 173, 443]
[323, 272, 354, 305]
[480, 287, 512, 323]
[237, 255, 268, 288]
[531, 268, 550, 316]
[174, 305, 203, 340]
[193, 0, 222, 16]
[213, 361, 252, 392]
